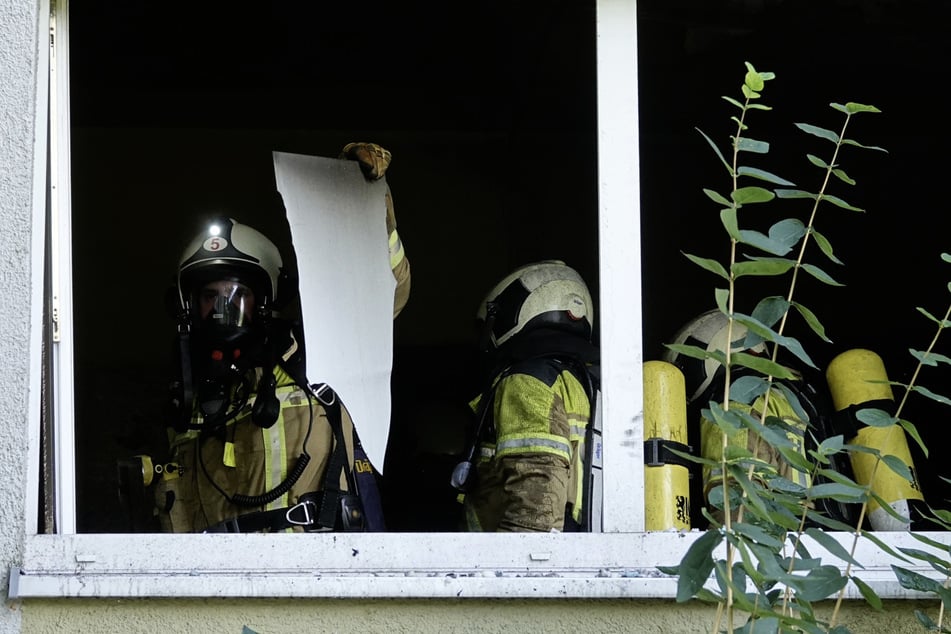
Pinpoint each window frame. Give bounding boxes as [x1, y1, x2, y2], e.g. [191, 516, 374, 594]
[10, 0, 947, 601]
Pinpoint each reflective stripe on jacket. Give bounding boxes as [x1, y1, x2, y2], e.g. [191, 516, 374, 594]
[385, 184, 411, 318]
[155, 364, 356, 533]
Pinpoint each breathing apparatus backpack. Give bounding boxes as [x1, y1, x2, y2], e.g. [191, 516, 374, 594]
[451, 353, 602, 532]
[643, 360, 693, 531]
[825, 348, 924, 531]
[689, 366, 861, 529]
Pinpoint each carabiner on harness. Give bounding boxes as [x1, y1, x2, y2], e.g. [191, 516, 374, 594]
[285, 497, 317, 527]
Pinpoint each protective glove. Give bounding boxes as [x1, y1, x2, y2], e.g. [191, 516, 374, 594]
[340, 142, 391, 181]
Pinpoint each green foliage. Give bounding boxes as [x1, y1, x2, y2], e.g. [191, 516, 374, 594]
[658, 61, 951, 632]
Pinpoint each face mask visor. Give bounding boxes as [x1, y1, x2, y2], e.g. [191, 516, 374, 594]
[192, 280, 256, 329]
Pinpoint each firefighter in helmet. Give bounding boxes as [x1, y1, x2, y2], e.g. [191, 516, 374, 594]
[453, 260, 600, 532]
[152, 142, 409, 533]
[661, 309, 856, 527]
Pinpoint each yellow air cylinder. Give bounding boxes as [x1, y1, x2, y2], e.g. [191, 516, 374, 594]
[825, 348, 923, 531]
[643, 360, 691, 531]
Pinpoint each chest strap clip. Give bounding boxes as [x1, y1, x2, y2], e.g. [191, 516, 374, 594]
[285, 497, 318, 527]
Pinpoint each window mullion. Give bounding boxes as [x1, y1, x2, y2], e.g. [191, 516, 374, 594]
[596, 0, 643, 533]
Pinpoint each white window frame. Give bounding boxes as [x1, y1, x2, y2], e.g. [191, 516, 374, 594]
[10, 0, 948, 600]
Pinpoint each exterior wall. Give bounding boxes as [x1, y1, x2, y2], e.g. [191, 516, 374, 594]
[0, 0, 41, 632]
[0, 1, 935, 632]
[17, 598, 941, 633]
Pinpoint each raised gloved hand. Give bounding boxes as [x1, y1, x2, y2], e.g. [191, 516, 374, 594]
[340, 142, 391, 181]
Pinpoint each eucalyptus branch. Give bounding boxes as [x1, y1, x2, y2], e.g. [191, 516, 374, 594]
[830, 293, 951, 626]
[717, 74, 755, 630]
[720, 72, 856, 625]
[741, 110, 855, 620]
[663, 60, 898, 633]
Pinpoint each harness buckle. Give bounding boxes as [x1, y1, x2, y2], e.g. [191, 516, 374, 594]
[645, 437, 663, 467]
[309, 382, 336, 406]
[203, 516, 242, 533]
[285, 498, 318, 527]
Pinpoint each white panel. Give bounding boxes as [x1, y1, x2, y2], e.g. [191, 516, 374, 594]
[273, 152, 395, 472]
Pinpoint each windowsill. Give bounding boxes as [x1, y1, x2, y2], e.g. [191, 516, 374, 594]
[10, 531, 948, 599]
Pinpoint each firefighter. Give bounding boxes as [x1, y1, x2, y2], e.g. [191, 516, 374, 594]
[452, 260, 600, 532]
[661, 309, 857, 528]
[150, 142, 409, 533]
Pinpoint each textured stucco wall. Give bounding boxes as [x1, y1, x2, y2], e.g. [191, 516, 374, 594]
[0, 0, 40, 632]
[18, 598, 940, 633]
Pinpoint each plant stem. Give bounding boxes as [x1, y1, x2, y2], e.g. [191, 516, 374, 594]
[830, 297, 951, 627]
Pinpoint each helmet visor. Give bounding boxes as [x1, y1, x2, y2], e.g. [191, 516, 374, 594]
[192, 280, 256, 328]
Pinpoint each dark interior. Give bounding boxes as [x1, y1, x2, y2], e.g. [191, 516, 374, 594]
[67, 0, 951, 533]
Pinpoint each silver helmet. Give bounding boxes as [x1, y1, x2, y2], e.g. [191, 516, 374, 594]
[177, 217, 284, 329]
[661, 309, 766, 404]
[477, 260, 594, 350]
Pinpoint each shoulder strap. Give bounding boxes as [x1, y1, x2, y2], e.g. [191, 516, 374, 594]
[544, 355, 600, 533]
[310, 383, 366, 531]
[450, 366, 512, 492]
